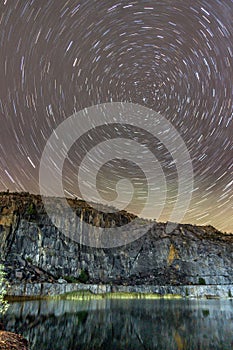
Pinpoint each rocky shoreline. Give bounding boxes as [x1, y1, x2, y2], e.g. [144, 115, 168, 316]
[0, 330, 28, 350]
[6, 282, 233, 299]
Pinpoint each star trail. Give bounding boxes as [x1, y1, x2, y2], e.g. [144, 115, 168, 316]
[0, 0, 232, 232]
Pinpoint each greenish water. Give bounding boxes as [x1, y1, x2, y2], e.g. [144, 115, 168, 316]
[3, 299, 233, 349]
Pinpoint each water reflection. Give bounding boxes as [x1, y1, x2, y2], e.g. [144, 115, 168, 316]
[3, 299, 233, 350]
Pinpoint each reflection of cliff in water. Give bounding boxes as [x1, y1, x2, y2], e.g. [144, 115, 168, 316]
[3, 299, 233, 350]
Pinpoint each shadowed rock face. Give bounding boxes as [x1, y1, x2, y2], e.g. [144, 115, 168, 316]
[0, 192, 232, 286]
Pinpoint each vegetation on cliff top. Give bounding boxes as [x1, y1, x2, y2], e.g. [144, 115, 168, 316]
[0, 264, 8, 315]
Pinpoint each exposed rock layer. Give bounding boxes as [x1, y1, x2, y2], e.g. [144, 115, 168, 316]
[6, 283, 233, 299]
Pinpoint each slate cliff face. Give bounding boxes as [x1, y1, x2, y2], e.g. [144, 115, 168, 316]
[0, 192, 232, 286]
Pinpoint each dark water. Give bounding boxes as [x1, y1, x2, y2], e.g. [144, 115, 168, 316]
[2, 298, 233, 350]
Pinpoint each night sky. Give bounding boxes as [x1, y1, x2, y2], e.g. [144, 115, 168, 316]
[0, 0, 232, 232]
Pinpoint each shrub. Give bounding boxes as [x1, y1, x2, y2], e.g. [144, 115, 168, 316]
[198, 277, 206, 285]
[26, 257, 33, 264]
[26, 203, 37, 219]
[78, 269, 89, 284]
[202, 309, 209, 317]
[27, 203, 36, 216]
[0, 264, 9, 314]
[63, 275, 79, 283]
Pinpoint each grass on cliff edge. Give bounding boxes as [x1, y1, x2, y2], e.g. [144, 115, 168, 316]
[48, 291, 183, 300]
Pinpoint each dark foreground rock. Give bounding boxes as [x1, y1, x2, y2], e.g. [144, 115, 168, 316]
[0, 192, 232, 290]
[0, 330, 28, 350]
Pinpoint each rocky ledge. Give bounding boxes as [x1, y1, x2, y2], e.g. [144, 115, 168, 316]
[6, 282, 233, 300]
[0, 192, 232, 296]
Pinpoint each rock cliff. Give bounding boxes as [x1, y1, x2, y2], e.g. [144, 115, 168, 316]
[0, 192, 232, 287]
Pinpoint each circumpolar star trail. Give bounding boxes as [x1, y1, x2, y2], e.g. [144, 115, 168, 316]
[0, 0, 232, 232]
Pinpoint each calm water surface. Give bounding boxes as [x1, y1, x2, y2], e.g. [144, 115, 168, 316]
[3, 298, 233, 350]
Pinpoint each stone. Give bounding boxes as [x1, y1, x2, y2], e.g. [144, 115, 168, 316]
[57, 278, 68, 284]
[15, 271, 23, 279]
